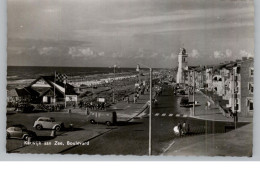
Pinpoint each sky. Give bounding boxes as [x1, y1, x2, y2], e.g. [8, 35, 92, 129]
[7, 0, 254, 68]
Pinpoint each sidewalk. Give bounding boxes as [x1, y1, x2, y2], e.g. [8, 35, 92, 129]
[109, 92, 149, 121]
[163, 123, 252, 156]
[177, 90, 252, 123]
[177, 91, 231, 122]
[199, 90, 253, 123]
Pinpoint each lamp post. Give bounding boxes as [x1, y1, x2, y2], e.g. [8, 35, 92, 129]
[113, 65, 117, 104]
[192, 70, 195, 116]
[137, 64, 152, 156]
[188, 69, 195, 116]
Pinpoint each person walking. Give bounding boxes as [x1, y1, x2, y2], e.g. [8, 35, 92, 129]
[85, 107, 89, 115]
[182, 122, 186, 135]
[205, 101, 209, 110]
[177, 122, 182, 137]
[133, 95, 137, 103]
[207, 101, 211, 109]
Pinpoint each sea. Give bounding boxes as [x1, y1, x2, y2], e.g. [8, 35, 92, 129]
[7, 66, 138, 91]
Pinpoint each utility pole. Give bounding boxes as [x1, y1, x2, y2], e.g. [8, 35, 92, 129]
[149, 68, 152, 156]
[188, 70, 190, 99]
[192, 70, 195, 116]
[232, 69, 237, 129]
[54, 71, 56, 107]
[113, 65, 116, 103]
[137, 64, 152, 156]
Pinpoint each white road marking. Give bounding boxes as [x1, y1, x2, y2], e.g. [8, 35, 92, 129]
[161, 113, 166, 116]
[169, 114, 173, 117]
[162, 140, 176, 153]
[183, 115, 188, 117]
[176, 114, 180, 117]
[155, 113, 159, 116]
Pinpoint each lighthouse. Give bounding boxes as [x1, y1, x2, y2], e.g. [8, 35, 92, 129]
[176, 48, 188, 84]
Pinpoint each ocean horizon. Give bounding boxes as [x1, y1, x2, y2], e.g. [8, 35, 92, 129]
[7, 66, 146, 91]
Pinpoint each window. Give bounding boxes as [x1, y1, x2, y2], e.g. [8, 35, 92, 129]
[249, 68, 254, 77]
[248, 83, 254, 94]
[236, 98, 241, 112]
[247, 99, 253, 111]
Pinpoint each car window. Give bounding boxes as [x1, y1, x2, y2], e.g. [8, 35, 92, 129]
[8, 127, 14, 131]
[38, 119, 43, 121]
[14, 127, 21, 131]
[21, 127, 27, 130]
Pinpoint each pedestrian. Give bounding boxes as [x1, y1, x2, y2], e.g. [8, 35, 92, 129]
[205, 101, 208, 110]
[136, 92, 140, 99]
[182, 122, 186, 134]
[187, 124, 190, 134]
[154, 99, 158, 106]
[90, 101, 93, 110]
[177, 122, 182, 137]
[127, 96, 130, 104]
[86, 107, 89, 115]
[207, 101, 211, 109]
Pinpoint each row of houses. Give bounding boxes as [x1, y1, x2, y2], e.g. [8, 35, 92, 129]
[186, 57, 254, 119]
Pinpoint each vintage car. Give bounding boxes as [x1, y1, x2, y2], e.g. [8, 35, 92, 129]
[89, 111, 117, 126]
[6, 124, 37, 140]
[33, 117, 64, 131]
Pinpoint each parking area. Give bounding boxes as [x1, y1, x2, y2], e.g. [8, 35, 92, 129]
[6, 111, 90, 152]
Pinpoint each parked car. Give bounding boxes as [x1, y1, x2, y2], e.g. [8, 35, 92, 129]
[6, 124, 37, 140]
[33, 117, 64, 131]
[89, 111, 117, 126]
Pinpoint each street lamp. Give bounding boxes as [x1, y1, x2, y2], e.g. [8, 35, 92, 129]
[137, 63, 152, 156]
[112, 64, 117, 104]
[188, 69, 195, 116]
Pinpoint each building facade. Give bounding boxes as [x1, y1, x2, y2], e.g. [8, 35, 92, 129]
[239, 57, 254, 118]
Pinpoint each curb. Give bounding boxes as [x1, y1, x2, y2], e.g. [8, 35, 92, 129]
[175, 113, 238, 122]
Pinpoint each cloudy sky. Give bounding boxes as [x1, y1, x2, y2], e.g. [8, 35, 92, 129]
[7, 0, 254, 68]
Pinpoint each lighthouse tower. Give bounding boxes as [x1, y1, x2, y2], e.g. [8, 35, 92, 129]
[176, 48, 188, 84]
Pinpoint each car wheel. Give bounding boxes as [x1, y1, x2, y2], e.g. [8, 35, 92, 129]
[23, 135, 28, 141]
[36, 125, 42, 130]
[90, 119, 95, 124]
[6, 132, 10, 139]
[106, 121, 112, 126]
[55, 126, 61, 132]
